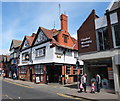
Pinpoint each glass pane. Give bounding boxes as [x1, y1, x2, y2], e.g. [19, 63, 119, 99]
[98, 31, 104, 51]
[114, 24, 120, 47]
[103, 28, 110, 50]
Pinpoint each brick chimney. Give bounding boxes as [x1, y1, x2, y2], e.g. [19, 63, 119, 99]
[60, 14, 68, 32]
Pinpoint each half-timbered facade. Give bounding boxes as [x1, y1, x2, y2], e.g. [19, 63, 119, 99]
[18, 14, 83, 84]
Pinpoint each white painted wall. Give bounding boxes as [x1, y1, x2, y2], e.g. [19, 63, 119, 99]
[32, 42, 54, 64]
[18, 41, 81, 66]
[52, 47, 79, 65]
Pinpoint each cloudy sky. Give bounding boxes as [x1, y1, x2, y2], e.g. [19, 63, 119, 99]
[1, 1, 110, 54]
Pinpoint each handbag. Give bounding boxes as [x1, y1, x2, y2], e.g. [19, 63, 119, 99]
[80, 83, 83, 89]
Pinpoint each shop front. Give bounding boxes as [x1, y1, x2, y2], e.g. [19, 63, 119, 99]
[84, 58, 114, 89]
[19, 65, 46, 84]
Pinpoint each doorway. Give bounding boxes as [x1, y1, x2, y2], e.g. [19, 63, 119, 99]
[30, 68, 32, 82]
[47, 65, 62, 83]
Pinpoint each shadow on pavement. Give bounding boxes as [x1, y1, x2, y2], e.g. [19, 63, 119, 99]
[63, 84, 78, 89]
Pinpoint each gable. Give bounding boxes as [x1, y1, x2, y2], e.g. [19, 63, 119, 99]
[22, 40, 30, 49]
[34, 30, 48, 45]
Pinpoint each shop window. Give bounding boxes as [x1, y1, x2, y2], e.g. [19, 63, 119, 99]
[96, 27, 110, 51]
[66, 66, 70, 74]
[113, 24, 120, 48]
[36, 47, 45, 57]
[34, 65, 44, 74]
[20, 66, 27, 74]
[73, 66, 77, 75]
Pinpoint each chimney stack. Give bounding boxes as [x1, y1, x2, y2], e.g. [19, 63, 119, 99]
[60, 14, 68, 32]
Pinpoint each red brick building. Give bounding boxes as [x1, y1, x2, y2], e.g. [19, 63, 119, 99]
[77, 1, 120, 93]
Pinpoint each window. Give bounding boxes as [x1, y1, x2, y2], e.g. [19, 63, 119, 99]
[74, 51, 78, 58]
[20, 66, 27, 74]
[34, 65, 44, 74]
[63, 34, 68, 43]
[96, 27, 110, 51]
[113, 24, 120, 47]
[66, 66, 70, 74]
[73, 66, 77, 75]
[36, 47, 45, 57]
[22, 52, 29, 61]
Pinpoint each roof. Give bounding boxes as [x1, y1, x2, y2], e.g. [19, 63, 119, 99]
[26, 35, 35, 46]
[0, 55, 10, 62]
[39, 27, 78, 50]
[12, 40, 22, 48]
[20, 33, 36, 50]
[107, 0, 120, 11]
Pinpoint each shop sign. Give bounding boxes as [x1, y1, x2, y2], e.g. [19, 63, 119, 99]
[36, 76, 40, 83]
[107, 67, 114, 80]
[80, 37, 92, 48]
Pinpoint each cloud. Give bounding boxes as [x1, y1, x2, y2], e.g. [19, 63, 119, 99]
[0, 49, 10, 55]
[72, 34, 77, 39]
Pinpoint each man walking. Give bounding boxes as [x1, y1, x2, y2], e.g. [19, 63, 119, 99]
[96, 74, 101, 93]
[81, 74, 87, 93]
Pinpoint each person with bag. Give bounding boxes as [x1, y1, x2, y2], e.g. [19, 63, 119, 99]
[81, 74, 87, 93]
[79, 82, 83, 92]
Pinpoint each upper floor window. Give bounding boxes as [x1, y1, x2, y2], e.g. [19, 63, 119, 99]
[63, 34, 68, 43]
[96, 27, 110, 51]
[112, 24, 120, 48]
[22, 52, 29, 61]
[36, 47, 46, 57]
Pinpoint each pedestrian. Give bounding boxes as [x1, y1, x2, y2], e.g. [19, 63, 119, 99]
[81, 74, 87, 93]
[90, 81, 95, 93]
[96, 74, 101, 93]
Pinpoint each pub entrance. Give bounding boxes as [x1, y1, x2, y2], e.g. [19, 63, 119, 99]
[47, 65, 62, 83]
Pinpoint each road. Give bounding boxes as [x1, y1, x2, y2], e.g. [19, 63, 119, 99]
[2, 79, 81, 101]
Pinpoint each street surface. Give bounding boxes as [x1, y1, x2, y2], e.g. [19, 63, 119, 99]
[2, 79, 84, 101]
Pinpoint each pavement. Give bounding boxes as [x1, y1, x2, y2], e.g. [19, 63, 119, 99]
[1, 77, 119, 101]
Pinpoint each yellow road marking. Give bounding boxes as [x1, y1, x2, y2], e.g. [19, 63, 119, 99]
[3, 79, 33, 88]
[57, 93, 90, 101]
[57, 93, 74, 99]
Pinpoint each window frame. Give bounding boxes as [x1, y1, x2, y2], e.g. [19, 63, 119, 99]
[112, 24, 120, 48]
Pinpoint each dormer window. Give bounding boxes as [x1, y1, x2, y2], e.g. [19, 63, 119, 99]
[63, 34, 68, 43]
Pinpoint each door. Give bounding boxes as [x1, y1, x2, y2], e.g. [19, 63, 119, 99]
[30, 68, 32, 82]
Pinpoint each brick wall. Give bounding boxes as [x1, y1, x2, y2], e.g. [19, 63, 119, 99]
[77, 10, 97, 53]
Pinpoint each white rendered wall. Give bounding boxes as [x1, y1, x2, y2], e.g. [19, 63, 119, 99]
[32, 42, 54, 64]
[52, 47, 78, 65]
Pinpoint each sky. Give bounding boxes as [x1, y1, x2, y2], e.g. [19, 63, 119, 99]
[1, 1, 110, 54]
